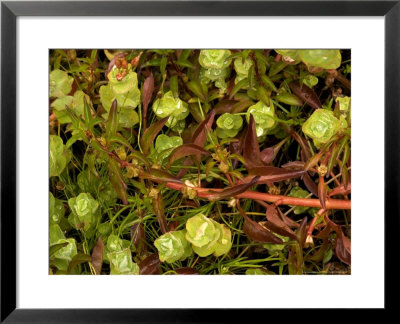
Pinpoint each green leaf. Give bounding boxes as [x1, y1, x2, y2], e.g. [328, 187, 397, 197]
[50, 69, 73, 98]
[299, 49, 341, 70]
[49, 135, 68, 177]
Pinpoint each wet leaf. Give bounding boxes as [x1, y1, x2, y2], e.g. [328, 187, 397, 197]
[166, 144, 210, 170]
[243, 115, 263, 169]
[206, 176, 260, 201]
[140, 116, 168, 154]
[142, 73, 154, 128]
[91, 237, 104, 275]
[289, 80, 322, 109]
[139, 253, 161, 275]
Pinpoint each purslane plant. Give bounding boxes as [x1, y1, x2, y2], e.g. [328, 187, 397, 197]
[199, 49, 232, 92]
[216, 113, 243, 139]
[49, 49, 351, 275]
[184, 214, 232, 257]
[154, 230, 192, 263]
[302, 109, 341, 146]
[68, 193, 100, 234]
[246, 101, 276, 137]
[152, 90, 189, 132]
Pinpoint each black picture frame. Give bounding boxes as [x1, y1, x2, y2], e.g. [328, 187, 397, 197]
[1, 0, 398, 322]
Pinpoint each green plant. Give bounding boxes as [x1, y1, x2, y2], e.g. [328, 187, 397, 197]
[49, 49, 351, 275]
[216, 113, 243, 138]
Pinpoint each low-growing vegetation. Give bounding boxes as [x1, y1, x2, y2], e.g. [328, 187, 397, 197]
[49, 49, 351, 275]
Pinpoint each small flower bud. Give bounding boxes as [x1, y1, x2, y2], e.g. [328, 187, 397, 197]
[218, 161, 229, 173]
[268, 186, 280, 195]
[305, 235, 314, 248]
[228, 198, 236, 208]
[148, 188, 159, 199]
[318, 164, 328, 177]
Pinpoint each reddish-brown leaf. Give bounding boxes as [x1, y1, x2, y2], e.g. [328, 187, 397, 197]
[175, 267, 200, 275]
[284, 126, 312, 161]
[246, 166, 305, 184]
[265, 205, 297, 240]
[325, 215, 351, 265]
[318, 175, 327, 210]
[142, 73, 154, 129]
[260, 137, 289, 165]
[139, 168, 183, 184]
[260, 147, 274, 164]
[130, 223, 146, 253]
[177, 110, 215, 178]
[289, 80, 322, 109]
[277, 207, 300, 229]
[152, 191, 168, 234]
[302, 172, 318, 197]
[192, 109, 215, 147]
[166, 144, 210, 170]
[139, 253, 161, 275]
[237, 203, 283, 244]
[140, 116, 168, 154]
[282, 161, 305, 169]
[329, 183, 351, 197]
[108, 158, 128, 205]
[206, 176, 260, 201]
[296, 216, 308, 248]
[243, 115, 263, 169]
[91, 237, 104, 275]
[214, 100, 238, 115]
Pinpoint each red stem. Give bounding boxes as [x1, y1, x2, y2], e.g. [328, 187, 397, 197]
[165, 182, 351, 210]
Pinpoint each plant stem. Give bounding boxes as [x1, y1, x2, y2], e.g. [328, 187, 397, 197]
[164, 182, 351, 210]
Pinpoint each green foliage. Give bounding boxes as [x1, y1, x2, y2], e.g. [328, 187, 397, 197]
[49, 224, 77, 271]
[68, 193, 100, 233]
[49, 49, 351, 275]
[199, 49, 232, 92]
[152, 91, 189, 130]
[276, 49, 342, 70]
[109, 249, 140, 275]
[49, 135, 69, 177]
[185, 214, 232, 257]
[154, 230, 192, 263]
[302, 109, 341, 146]
[246, 101, 276, 137]
[49, 192, 65, 224]
[216, 113, 243, 138]
[50, 69, 73, 98]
